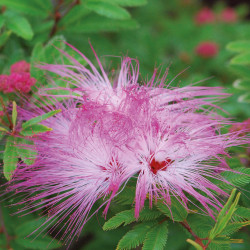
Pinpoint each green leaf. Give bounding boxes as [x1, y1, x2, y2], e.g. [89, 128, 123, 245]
[0, 0, 49, 17]
[229, 65, 250, 79]
[216, 189, 237, 223]
[0, 30, 11, 47]
[227, 41, 250, 52]
[15, 237, 61, 249]
[59, 4, 91, 26]
[86, 1, 131, 20]
[15, 217, 47, 237]
[30, 42, 45, 79]
[209, 189, 241, 240]
[187, 214, 214, 238]
[103, 210, 135, 230]
[0, 126, 8, 132]
[218, 194, 241, 233]
[230, 52, 250, 65]
[156, 197, 188, 222]
[20, 124, 52, 136]
[44, 35, 66, 64]
[0, 132, 5, 140]
[234, 206, 250, 221]
[238, 93, 250, 103]
[233, 79, 250, 90]
[115, 186, 136, 205]
[67, 15, 139, 33]
[220, 221, 250, 236]
[0, 15, 5, 29]
[103, 207, 161, 231]
[12, 101, 17, 130]
[22, 109, 61, 129]
[16, 138, 37, 165]
[3, 136, 19, 180]
[186, 239, 203, 250]
[208, 237, 231, 250]
[33, 20, 54, 34]
[117, 222, 155, 250]
[219, 167, 250, 188]
[112, 0, 147, 6]
[32, 0, 53, 13]
[142, 221, 168, 250]
[138, 207, 162, 222]
[4, 11, 34, 40]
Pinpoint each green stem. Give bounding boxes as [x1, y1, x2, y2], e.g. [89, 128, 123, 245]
[0, 206, 11, 249]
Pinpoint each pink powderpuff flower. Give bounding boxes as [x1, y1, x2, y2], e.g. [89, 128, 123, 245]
[8, 100, 139, 245]
[6, 44, 249, 247]
[194, 7, 215, 25]
[195, 41, 219, 58]
[10, 60, 30, 73]
[38, 43, 140, 110]
[219, 8, 238, 23]
[36, 44, 248, 218]
[127, 87, 247, 218]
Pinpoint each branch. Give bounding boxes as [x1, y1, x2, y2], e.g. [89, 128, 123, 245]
[49, 0, 80, 38]
[180, 220, 209, 250]
[0, 97, 13, 130]
[0, 206, 11, 249]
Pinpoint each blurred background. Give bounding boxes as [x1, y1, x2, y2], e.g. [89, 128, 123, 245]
[0, 0, 250, 249]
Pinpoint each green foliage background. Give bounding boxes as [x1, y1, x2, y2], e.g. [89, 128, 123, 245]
[0, 0, 249, 249]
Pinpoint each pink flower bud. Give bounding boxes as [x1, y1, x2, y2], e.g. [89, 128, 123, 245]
[195, 41, 219, 58]
[194, 7, 215, 25]
[10, 60, 30, 74]
[9, 72, 36, 93]
[0, 75, 15, 93]
[219, 8, 238, 23]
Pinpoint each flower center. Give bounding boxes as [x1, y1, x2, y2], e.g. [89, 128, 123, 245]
[150, 157, 172, 174]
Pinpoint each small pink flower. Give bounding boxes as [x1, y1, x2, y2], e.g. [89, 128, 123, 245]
[194, 7, 215, 25]
[195, 41, 219, 58]
[219, 8, 238, 23]
[0, 75, 15, 93]
[0, 61, 36, 94]
[10, 72, 36, 93]
[10, 60, 30, 73]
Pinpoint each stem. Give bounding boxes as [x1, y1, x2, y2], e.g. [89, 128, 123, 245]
[180, 220, 209, 250]
[0, 97, 13, 130]
[0, 117, 9, 127]
[49, 0, 80, 38]
[0, 206, 11, 249]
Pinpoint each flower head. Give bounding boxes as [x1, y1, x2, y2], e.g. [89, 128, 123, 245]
[9, 100, 138, 244]
[0, 60, 35, 93]
[194, 7, 215, 25]
[220, 8, 238, 23]
[195, 41, 219, 58]
[0, 75, 14, 93]
[10, 72, 36, 93]
[7, 44, 249, 246]
[10, 60, 30, 73]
